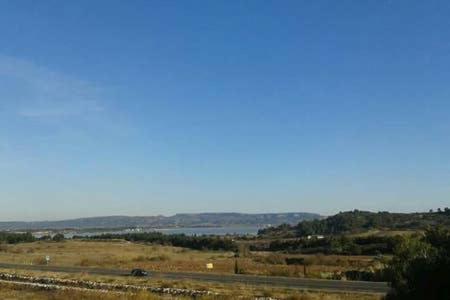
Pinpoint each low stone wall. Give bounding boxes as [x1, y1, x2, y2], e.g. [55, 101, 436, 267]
[0, 272, 216, 297]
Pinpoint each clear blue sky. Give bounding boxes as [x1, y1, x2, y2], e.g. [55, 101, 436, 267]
[1, 1, 449, 221]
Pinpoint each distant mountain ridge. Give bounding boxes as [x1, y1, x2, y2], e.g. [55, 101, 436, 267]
[0, 212, 321, 230]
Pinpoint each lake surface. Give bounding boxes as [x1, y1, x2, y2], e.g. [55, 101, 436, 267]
[60, 226, 261, 238]
[157, 226, 260, 236]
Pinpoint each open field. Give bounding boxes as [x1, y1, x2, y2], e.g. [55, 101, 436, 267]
[0, 240, 386, 298]
[0, 240, 382, 279]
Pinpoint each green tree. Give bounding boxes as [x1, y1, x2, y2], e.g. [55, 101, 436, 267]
[52, 233, 65, 242]
[385, 227, 450, 300]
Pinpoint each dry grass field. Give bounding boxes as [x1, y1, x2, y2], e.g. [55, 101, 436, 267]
[0, 240, 381, 279]
[0, 239, 385, 299]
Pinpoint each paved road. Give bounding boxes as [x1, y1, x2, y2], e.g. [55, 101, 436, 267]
[0, 262, 389, 294]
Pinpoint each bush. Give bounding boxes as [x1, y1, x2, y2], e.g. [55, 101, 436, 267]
[385, 227, 450, 299]
[285, 257, 305, 265]
[52, 233, 65, 242]
[344, 270, 376, 281]
[0, 232, 35, 244]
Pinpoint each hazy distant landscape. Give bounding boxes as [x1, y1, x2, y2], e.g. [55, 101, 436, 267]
[0, 212, 320, 231]
[1, 208, 448, 299]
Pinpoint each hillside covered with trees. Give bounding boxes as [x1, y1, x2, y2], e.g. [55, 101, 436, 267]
[259, 209, 450, 238]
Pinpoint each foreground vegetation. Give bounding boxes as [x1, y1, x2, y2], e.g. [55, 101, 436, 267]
[384, 227, 450, 300]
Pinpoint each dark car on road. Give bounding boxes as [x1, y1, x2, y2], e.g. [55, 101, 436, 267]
[131, 269, 149, 277]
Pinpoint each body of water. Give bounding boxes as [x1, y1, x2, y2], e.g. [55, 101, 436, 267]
[55, 226, 261, 239]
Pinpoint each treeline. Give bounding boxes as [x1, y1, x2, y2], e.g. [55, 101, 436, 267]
[0, 232, 35, 244]
[259, 209, 450, 237]
[75, 232, 237, 251]
[251, 234, 403, 255]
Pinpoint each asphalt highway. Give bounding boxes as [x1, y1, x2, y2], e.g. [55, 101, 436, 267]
[0, 262, 389, 294]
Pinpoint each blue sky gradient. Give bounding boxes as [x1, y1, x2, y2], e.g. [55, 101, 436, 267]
[1, 1, 449, 220]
